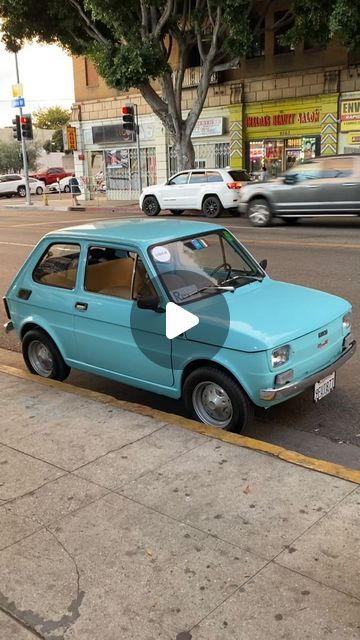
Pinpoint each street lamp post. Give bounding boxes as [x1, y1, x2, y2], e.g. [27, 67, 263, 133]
[14, 52, 32, 206]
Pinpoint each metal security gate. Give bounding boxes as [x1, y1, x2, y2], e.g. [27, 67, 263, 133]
[104, 147, 156, 200]
[168, 142, 230, 176]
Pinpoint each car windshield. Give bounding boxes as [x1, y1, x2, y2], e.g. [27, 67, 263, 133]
[149, 230, 264, 304]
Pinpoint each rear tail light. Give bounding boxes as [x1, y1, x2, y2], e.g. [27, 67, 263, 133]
[3, 297, 11, 320]
[227, 182, 241, 189]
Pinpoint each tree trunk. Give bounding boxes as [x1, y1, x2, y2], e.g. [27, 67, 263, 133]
[174, 132, 195, 171]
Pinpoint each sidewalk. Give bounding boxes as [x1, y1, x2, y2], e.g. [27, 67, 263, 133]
[3, 195, 140, 214]
[0, 366, 359, 640]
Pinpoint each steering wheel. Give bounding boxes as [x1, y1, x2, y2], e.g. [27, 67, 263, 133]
[210, 262, 232, 279]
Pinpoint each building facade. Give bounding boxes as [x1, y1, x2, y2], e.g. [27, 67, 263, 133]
[69, 5, 360, 198]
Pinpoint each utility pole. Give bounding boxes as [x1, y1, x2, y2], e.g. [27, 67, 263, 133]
[134, 103, 142, 193]
[14, 52, 32, 206]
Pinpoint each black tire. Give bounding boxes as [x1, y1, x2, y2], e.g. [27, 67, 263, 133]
[202, 195, 223, 218]
[64, 185, 71, 193]
[183, 366, 253, 432]
[36, 186, 43, 195]
[281, 217, 299, 225]
[22, 329, 71, 381]
[247, 198, 272, 227]
[17, 186, 26, 198]
[169, 209, 184, 215]
[142, 195, 161, 216]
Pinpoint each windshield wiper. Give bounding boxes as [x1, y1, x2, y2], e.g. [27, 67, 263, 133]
[220, 273, 264, 286]
[180, 284, 235, 301]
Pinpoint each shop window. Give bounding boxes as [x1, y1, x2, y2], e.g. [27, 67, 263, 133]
[273, 11, 295, 55]
[85, 58, 99, 88]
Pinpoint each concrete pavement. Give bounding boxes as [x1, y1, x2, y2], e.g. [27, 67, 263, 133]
[0, 362, 360, 639]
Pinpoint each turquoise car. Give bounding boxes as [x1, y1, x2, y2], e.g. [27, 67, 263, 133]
[3, 219, 356, 431]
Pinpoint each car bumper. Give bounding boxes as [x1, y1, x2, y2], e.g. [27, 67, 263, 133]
[259, 338, 356, 401]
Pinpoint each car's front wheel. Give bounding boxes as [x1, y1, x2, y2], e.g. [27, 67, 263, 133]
[202, 195, 223, 218]
[248, 198, 272, 227]
[142, 195, 161, 216]
[36, 186, 43, 195]
[183, 366, 253, 432]
[22, 329, 71, 381]
[17, 186, 26, 198]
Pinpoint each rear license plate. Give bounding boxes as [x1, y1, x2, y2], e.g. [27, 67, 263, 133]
[314, 372, 336, 402]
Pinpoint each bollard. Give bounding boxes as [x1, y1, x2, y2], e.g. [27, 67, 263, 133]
[43, 193, 49, 206]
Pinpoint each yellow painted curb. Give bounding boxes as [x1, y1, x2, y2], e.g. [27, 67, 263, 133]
[1, 363, 360, 485]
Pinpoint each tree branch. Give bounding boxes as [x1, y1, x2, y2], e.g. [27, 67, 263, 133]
[140, 0, 149, 38]
[139, 80, 176, 138]
[154, 0, 174, 40]
[67, 0, 109, 45]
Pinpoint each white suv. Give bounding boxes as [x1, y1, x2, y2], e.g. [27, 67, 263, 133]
[0, 174, 26, 198]
[140, 168, 252, 218]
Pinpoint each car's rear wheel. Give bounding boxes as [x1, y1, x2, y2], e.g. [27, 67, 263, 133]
[22, 329, 70, 381]
[202, 195, 223, 218]
[64, 185, 71, 193]
[169, 209, 184, 215]
[183, 366, 253, 432]
[36, 186, 43, 195]
[143, 195, 161, 216]
[17, 186, 26, 198]
[248, 198, 272, 227]
[281, 217, 299, 224]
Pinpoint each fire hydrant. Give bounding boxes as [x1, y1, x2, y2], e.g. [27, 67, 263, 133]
[43, 193, 49, 206]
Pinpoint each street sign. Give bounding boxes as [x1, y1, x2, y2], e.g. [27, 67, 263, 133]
[12, 97, 25, 108]
[12, 83, 23, 98]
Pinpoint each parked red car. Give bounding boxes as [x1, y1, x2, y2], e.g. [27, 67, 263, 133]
[30, 167, 73, 186]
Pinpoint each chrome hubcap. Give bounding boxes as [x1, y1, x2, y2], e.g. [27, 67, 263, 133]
[192, 381, 233, 428]
[249, 203, 270, 226]
[28, 340, 54, 377]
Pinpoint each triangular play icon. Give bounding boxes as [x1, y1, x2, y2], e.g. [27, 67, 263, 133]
[166, 302, 199, 339]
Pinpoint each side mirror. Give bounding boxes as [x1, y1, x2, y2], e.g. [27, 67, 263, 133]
[137, 294, 161, 311]
[259, 259, 268, 271]
[284, 174, 297, 185]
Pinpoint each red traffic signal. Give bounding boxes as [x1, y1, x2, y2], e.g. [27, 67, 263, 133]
[20, 114, 33, 140]
[122, 104, 135, 132]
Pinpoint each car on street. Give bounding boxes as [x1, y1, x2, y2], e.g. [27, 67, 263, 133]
[238, 154, 360, 226]
[3, 219, 356, 431]
[28, 177, 46, 196]
[30, 167, 73, 186]
[140, 168, 252, 218]
[48, 176, 75, 194]
[0, 173, 27, 198]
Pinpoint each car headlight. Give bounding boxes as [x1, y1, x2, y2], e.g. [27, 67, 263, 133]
[343, 312, 352, 332]
[271, 345, 290, 368]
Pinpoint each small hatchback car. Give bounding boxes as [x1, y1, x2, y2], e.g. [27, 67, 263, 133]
[140, 168, 252, 218]
[3, 219, 356, 431]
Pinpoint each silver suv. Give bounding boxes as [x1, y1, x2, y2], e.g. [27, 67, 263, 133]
[238, 155, 360, 226]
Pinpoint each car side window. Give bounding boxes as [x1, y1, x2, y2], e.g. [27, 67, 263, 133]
[206, 172, 223, 183]
[85, 246, 136, 299]
[189, 171, 206, 184]
[33, 243, 80, 289]
[168, 173, 189, 185]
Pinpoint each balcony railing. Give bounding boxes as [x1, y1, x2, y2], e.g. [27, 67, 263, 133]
[181, 67, 219, 88]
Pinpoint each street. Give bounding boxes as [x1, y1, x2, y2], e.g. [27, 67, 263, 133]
[1, 202, 359, 468]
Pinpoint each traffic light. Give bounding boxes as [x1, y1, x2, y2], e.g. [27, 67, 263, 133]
[12, 115, 21, 141]
[20, 114, 33, 140]
[122, 105, 135, 131]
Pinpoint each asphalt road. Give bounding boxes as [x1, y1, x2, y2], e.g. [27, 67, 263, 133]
[1, 200, 359, 467]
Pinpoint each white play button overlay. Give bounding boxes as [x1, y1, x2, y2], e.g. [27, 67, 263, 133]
[166, 302, 199, 340]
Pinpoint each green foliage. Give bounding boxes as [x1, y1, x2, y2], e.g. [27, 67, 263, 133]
[32, 106, 71, 130]
[43, 129, 65, 153]
[0, 141, 41, 172]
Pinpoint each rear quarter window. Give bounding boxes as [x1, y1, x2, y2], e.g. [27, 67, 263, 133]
[33, 243, 80, 289]
[228, 170, 252, 182]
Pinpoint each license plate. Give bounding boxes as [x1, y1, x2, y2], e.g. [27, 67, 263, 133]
[314, 372, 336, 402]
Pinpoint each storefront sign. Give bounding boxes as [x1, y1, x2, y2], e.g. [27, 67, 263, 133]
[192, 117, 223, 138]
[66, 126, 77, 151]
[341, 100, 360, 131]
[347, 133, 360, 144]
[246, 110, 320, 128]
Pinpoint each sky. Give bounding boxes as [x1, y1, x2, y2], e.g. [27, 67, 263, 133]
[0, 39, 75, 127]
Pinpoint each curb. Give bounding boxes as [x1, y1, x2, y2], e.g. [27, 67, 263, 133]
[1, 363, 360, 486]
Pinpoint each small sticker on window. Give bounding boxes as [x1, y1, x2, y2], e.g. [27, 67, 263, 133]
[151, 246, 171, 263]
[184, 238, 209, 250]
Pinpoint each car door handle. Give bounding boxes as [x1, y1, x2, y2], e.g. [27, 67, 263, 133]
[75, 302, 88, 311]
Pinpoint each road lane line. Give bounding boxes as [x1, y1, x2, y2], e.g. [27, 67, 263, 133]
[0, 241, 34, 248]
[1, 363, 359, 485]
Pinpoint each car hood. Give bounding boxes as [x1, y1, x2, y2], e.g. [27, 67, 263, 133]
[185, 278, 350, 351]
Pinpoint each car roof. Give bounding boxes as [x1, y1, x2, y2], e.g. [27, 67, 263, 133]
[45, 218, 224, 247]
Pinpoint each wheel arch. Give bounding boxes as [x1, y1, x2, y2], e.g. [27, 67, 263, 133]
[181, 358, 249, 398]
[246, 193, 274, 214]
[20, 321, 68, 362]
[201, 192, 224, 207]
